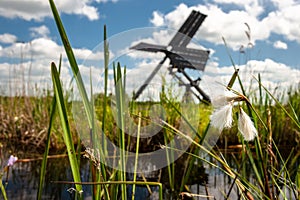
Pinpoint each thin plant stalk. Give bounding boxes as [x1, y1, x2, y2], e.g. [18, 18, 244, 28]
[253, 75, 300, 129]
[89, 67, 100, 200]
[132, 112, 142, 200]
[226, 70, 271, 196]
[49, 1, 111, 198]
[160, 120, 256, 199]
[49, 0, 93, 127]
[179, 147, 196, 192]
[164, 132, 174, 192]
[0, 176, 8, 200]
[37, 55, 62, 200]
[254, 75, 300, 196]
[113, 63, 127, 200]
[272, 140, 298, 199]
[102, 25, 109, 159]
[88, 63, 110, 200]
[179, 118, 210, 192]
[53, 181, 163, 200]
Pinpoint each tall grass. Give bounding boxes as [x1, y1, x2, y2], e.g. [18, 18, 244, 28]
[113, 63, 127, 200]
[39, 1, 165, 199]
[51, 62, 83, 198]
[209, 37, 300, 199]
[1, 0, 299, 199]
[37, 55, 62, 200]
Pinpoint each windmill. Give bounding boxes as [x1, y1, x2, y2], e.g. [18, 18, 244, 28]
[130, 10, 211, 103]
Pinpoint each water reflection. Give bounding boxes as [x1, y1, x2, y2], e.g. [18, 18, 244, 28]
[4, 156, 91, 199]
[1, 144, 298, 199]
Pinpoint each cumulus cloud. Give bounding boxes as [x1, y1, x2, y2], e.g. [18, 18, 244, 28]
[112, 55, 300, 102]
[0, 0, 109, 21]
[30, 25, 50, 38]
[0, 38, 62, 60]
[202, 58, 300, 101]
[273, 40, 288, 49]
[96, 25, 299, 101]
[0, 37, 62, 95]
[151, 1, 300, 49]
[0, 33, 17, 44]
[0, 37, 105, 61]
[1, 0, 299, 100]
[108, 39, 299, 102]
[213, 0, 264, 17]
[150, 11, 164, 26]
[143, 0, 300, 101]
[154, 3, 262, 50]
[0, 1, 49, 21]
[0, 60, 65, 96]
[262, 3, 300, 44]
[0, 36, 108, 96]
[270, 0, 295, 9]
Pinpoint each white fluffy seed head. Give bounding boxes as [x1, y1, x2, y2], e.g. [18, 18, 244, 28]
[210, 103, 233, 131]
[238, 107, 258, 141]
[212, 90, 244, 108]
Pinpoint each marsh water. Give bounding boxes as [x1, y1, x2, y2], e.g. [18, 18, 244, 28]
[1, 144, 297, 199]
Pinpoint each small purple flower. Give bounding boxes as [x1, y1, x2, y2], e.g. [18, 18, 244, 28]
[7, 155, 18, 167]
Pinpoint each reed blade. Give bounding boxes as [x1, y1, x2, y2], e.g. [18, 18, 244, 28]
[49, 0, 93, 128]
[51, 62, 83, 196]
[37, 55, 62, 200]
[0, 177, 8, 200]
[131, 112, 142, 200]
[114, 63, 127, 199]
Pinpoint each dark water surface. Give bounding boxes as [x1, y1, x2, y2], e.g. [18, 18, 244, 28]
[1, 144, 297, 199]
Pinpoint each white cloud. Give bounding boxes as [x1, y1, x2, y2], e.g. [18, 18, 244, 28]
[157, 3, 264, 50]
[113, 19, 299, 101]
[55, 0, 99, 21]
[1, 0, 299, 100]
[202, 58, 300, 101]
[262, 3, 300, 43]
[151, 1, 300, 49]
[30, 25, 50, 38]
[0, 0, 102, 21]
[122, 58, 172, 101]
[1, 36, 298, 102]
[0, 36, 108, 96]
[109, 32, 300, 101]
[0, 37, 104, 62]
[270, 0, 295, 9]
[0, 33, 17, 44]
[273, 40, 287, 49]
[74, 48, 105, 61]
[213, 0, 264, 17]
[150, 11, 164, 26]
[119, 56, 300, 102]
[0, 1, 49, 21]
[237, 59, 300, 87]
[0, 60, 60, 96]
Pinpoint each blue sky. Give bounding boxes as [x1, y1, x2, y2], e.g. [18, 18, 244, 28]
[0, 0, 299, 100]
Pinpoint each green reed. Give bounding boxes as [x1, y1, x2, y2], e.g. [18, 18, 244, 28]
[37, 55, 61, 200]
[51, 62, 83, 198]
[44, 1, 166, 199]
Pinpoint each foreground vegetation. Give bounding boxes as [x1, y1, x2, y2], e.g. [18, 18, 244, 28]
[1, 0, 300, 199]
